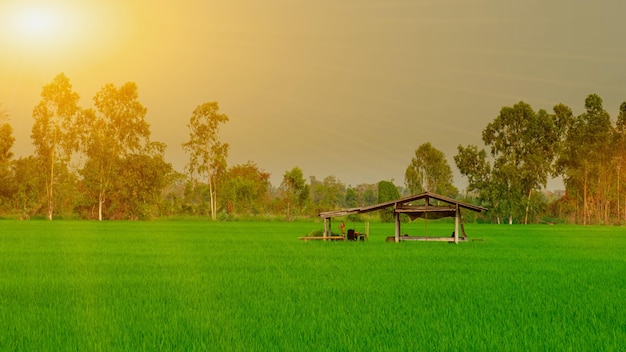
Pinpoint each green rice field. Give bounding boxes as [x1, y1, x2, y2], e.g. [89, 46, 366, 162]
[0, 220, 624, 351]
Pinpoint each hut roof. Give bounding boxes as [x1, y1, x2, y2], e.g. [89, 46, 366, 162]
[319, 191, 487, 219]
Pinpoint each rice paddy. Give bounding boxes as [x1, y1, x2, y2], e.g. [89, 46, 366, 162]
[0, 220, 624, 351]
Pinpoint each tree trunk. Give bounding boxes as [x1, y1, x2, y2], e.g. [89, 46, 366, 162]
[209, 176, 216, 221]
[47, 147, 55, 221]
[98, 189, 104, 221]
[524, 188, 532, 224]
[583, 168, 588, 225]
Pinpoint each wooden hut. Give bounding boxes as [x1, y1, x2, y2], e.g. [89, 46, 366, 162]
[318, 191, 487, 243]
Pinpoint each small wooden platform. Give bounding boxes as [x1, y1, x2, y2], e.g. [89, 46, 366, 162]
[298, 236, 345, 242]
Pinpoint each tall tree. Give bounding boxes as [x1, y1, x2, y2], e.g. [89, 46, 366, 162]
[556, 94, 613, 224]
[405, 142, 457, 197]
[182, 102, 229, 221]
[280, 166, 309, 220]
[31, 73, 80, 220]
[78, 82, 152, 220]
[615, 101, 626, 222]
[482, 101, 557, 224]
[378, 180, 399, 222]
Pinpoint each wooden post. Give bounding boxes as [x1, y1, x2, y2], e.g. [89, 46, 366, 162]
[395, 211, 401, 243]
[323, 218, 328, 240]
[454, 205, 459, 244]
[325, 218, 330, 241]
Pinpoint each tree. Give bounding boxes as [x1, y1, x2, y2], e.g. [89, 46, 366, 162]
[114, 154, 173, 220]
[310, 175, 346, 210]
[405, 142, 457, 197]
[31, 73, 80, 220]
[0, 105, 14, 164]
[454, 144, 499, 221]
[280, 166, 309, 220]
[354, 183, 378, 206]
[556, 94, 613, 224]
[78, 82, 153, 220]
[11, 156, 45, 216]
[482, 101, 557, 224]
[615, 101, 626, 222]
[454, 145, 490, 194]
[0, 107, 15, 210]
[221, 162, 270, 216]
[378, 180, 399, 222]
[182, 102, 229, 221]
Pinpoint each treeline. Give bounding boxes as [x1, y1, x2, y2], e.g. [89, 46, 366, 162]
[1, 73, 625, 224]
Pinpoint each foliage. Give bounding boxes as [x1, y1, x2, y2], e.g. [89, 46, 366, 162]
[10, 156, 45, 215]
[377, 180, 399, 222]
[221, 161, 270, 216]
[78, 82, 154, 220]
[114, 154, 173, 220]
[309, 175, 346, 211]
[7, 74, 626, 223]
[457, 101, 557, 224]
[405, 142, 458, 197]
[280, 166, 309, 220]
[0, 108, 15, 210]
[182, 102, 229, 221]
[555, 94, 614, 224]
[30, 73, 80, 220]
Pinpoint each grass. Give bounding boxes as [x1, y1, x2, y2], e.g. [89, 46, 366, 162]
[0, 220, 624, 351]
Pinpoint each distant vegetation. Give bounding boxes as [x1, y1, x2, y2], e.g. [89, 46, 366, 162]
[1, 73, 626, 224]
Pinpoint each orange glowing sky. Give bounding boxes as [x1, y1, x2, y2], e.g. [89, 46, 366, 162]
[1, 0, 625, 188]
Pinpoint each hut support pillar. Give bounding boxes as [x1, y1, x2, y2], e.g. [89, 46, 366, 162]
[454, 205, 459, 244]
[394, 211, 401, 243]
[323, 217, 331, 240]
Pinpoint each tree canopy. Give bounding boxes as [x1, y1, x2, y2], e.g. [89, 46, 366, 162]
[3, 72, 626, 224]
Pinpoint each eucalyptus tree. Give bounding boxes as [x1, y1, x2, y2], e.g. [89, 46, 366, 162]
[78, 82, 155, 220]
[182, 102, 229, 220]
[405, 142, 457, 197]
[280, 166, 309, 220]
[31, 73, 80, 220]
[615, 102, 626, 222]
[454, 145, 498, 219]
[481, 101, 557, 224]
[556, 94, 613, 224]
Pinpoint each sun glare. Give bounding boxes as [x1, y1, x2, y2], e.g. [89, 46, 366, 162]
[16, 8, 59, 35]
[10, 5, 64, 44]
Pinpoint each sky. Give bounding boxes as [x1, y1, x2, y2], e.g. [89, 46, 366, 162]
[1, 0, 625, 190]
